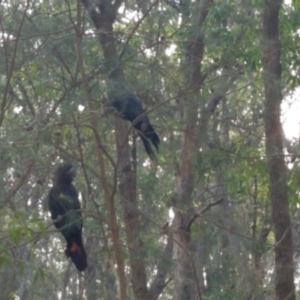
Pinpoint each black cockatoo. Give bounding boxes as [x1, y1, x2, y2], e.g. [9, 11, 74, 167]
[48, 162, 87, 272]
[109, 82, 160, 160]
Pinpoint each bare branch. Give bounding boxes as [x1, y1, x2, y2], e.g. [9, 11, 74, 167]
[187, 198, 224, 230]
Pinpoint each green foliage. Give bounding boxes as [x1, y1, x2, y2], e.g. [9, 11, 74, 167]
[0, 255, 12, 268]
[0, 0, 299, 299]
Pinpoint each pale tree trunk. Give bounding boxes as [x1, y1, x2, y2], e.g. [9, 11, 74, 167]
[262, 0, 295, 299]
[211, 101, 256, 299]
[17, 246, 30, 300]
[172, 21, 239, 299]
[215, 171, 256, 299]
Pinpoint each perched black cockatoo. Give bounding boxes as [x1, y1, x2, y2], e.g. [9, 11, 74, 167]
[48, 162, 87, 272]
[111, 92, 160, 161]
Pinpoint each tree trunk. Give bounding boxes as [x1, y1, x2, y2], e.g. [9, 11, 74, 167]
[81, 1, 173, 299]
[172, 1, 212, 299]
[77, 1, 127, 299]
[216, 171, 255, 299]
[262, 0, 295, 299]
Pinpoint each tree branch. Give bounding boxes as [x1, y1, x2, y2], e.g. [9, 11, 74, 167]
[187, 198, 224, 230]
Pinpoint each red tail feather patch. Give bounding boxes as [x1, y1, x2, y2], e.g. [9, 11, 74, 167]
[70, 241, 80, 252]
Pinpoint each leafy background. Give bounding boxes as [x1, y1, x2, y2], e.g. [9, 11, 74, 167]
[1, 0, 300, 299]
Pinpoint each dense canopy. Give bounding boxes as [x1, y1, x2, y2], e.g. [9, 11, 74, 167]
[1, 0, 300, 299]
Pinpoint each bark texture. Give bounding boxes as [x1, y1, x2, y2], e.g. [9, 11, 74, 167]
[262, 1, 295, 299]
[172, 1, 211, 299]
[81, 1, 172, 299]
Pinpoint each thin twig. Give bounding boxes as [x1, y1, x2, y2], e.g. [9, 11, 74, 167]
[187, 198, 224, 230]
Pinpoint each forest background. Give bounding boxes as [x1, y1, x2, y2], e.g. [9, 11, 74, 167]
[1, 0, 300, 299]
